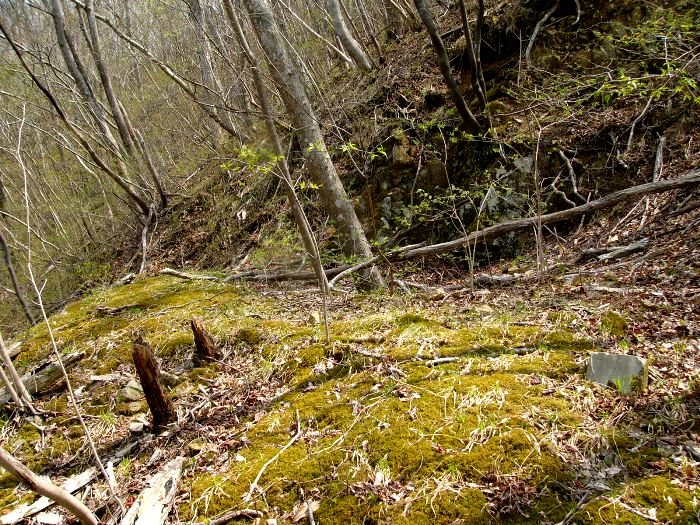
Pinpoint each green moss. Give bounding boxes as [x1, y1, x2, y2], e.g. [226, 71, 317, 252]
[233, 327, 263, 346]
[601, 310, 628, 337]
[627, 477, 697, 522]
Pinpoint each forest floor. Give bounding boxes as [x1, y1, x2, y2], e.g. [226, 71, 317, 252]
[0, 190, 698, 525]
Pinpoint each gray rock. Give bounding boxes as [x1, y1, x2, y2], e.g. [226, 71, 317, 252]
[129, 421, 145, 434]
[586, 352, 648, 394]
[120, 379, 144, 401]
[160, 371, 181, 389]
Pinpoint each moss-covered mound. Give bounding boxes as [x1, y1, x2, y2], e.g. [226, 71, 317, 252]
[0, 276, 697, 524]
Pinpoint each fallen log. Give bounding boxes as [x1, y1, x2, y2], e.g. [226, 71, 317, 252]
[0, 351, 85, 405]
[400, 170, 700, 259]
[119, 456, 185, 525]
[158, 268, 219, 281]
[210, 171, 700, 285]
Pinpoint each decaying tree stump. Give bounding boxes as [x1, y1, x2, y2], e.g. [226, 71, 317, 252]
[132, 337, 176, 430]
[190, 318, 220, 364]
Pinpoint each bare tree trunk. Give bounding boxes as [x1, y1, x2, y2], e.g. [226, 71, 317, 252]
[50, 0, 116, 147]
[413, 0, 480, 131]
[186, 0, 228, 146]
[84, 0, 135, 155]
[224, 0, 331, 337]
[0, 228, 34, 324]
[0, 358, 25, 410]
[327, 0, 373, 70]
[457, 0, 488, 112]
[240, 0, 383, 287]
[0, 448, 98, 525]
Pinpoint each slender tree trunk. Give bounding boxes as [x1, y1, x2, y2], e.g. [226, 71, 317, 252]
[50, 0, 115, 145]
[327, 0, 373, 70]
[457, 0, 488, 112]
[413, 0, 480, 131]
[0, 228, 34, 324]
[0, 357, 25, 410]
[187, 0, 228, 146]
[223, 0, 331, 300]
[240, 0, 383, 287]
[84, 0, 136, 155]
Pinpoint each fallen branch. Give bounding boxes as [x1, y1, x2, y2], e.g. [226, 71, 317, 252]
[328, 243, 424, 289]
[400, 170, 700, 260]
[119, 456, 185, 525]
[1, 468, 97, 525]
[597, 238, 648, 262]
[158, 268, 219, 281]
[423, 357, 460, 366]
[575, 238, 649, 263]
[0, 448, 97, 525]
[0, 351, 85, 405]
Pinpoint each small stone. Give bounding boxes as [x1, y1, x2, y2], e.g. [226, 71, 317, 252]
[160, 371, 181, 388]
[117, 401, 146, 415]
[129, 421, 144, 434]
[684, 441, 700, 461]
[120, 379, 144, 401]
[308, 311, 321, 325]
[188, 438, 208, 454]
[586, 352, 648, 394]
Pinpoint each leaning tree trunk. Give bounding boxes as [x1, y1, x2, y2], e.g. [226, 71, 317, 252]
[413, 0, 480, 131]
[0, 332, 35, 412]
[241, 0, 383, 287]
[327, 0, 373, 70]
[224, 0, 331, 328]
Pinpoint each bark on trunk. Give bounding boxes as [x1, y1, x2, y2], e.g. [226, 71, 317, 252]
[413, 0, 480, 131]
[190, 318, 220, 364]
[85, 0, 135, 155]
[132, 337, 175, 430]
[241, 0, 383, 287]
[186, 0, 229, 145]
[327, 0, 372, 70]
[223, 0, 331, 296]
[0, 332, 34, 410]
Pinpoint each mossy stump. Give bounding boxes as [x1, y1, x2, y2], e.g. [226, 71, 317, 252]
[132, 337, 176, 430]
